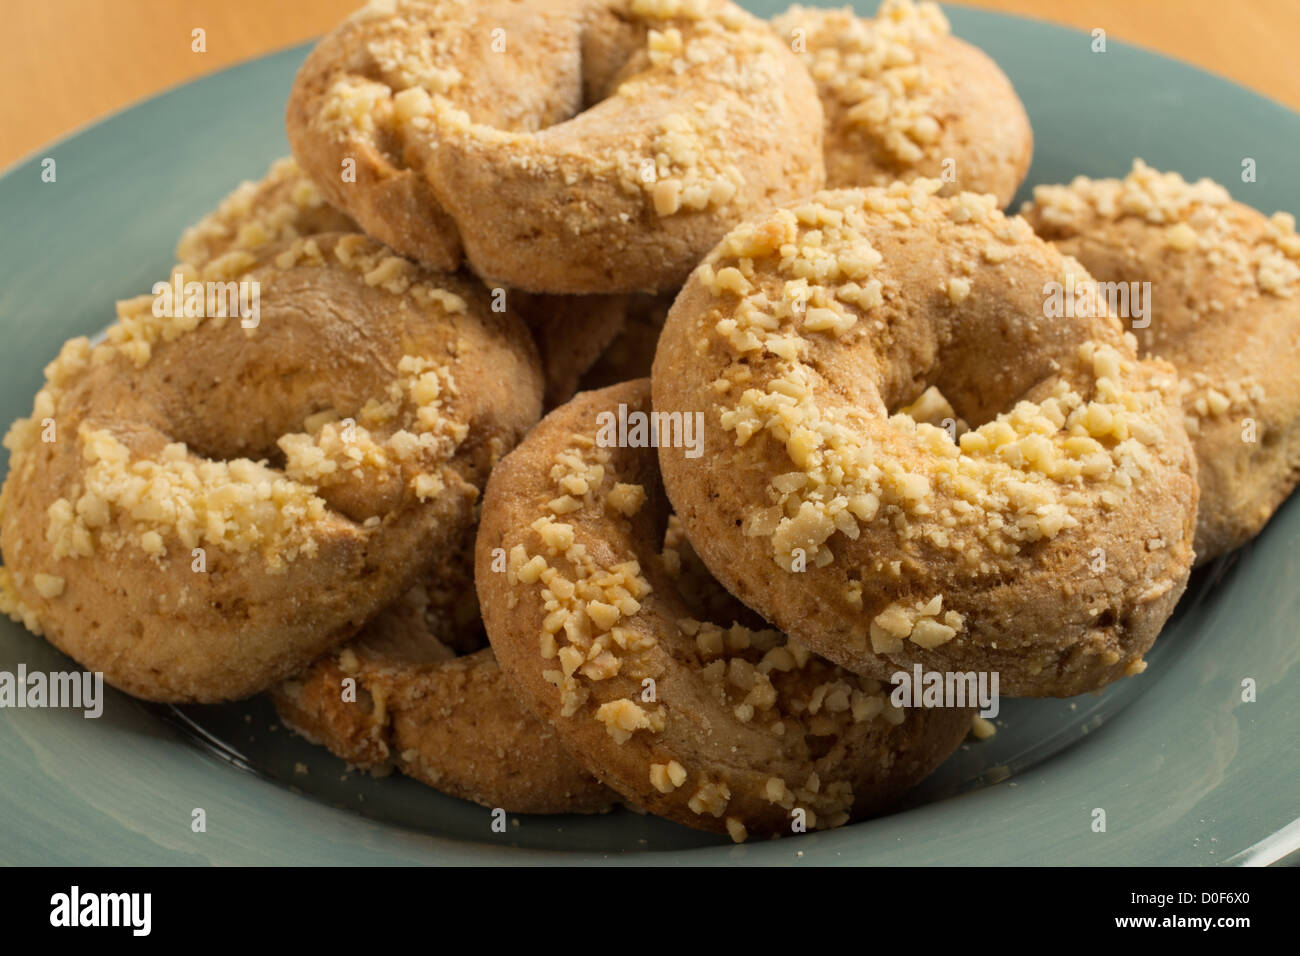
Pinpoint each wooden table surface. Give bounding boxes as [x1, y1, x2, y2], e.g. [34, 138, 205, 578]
[2, 0, 1297, 169]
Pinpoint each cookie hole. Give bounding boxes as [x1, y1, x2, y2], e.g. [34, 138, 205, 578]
[805, 735, 837, 761]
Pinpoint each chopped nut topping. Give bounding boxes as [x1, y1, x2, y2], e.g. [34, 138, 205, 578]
[704, 185, 1171, 573]
[1027, 159, 1300, 298]
[774, 1, 951, 177]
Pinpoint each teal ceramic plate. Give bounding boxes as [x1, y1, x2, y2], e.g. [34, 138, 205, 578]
[1, 2, 1297, 865]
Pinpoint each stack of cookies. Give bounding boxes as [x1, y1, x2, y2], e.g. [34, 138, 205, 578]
[2, 0, 1296, 843]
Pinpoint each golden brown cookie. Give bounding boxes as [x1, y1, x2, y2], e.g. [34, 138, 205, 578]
[476, 381, 971, 841]
[771, 1, 1032, 206]
[0, 234, 542, 702]
[179, 157, 630, 410]
[286, 0, 825, 293]
[273, 528, 616, 814]
[652, 183, 1199, 697]
[1021, 160, 1300, 561]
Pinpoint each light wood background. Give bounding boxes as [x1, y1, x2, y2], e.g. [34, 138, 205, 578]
[2, 0, 1297, 169]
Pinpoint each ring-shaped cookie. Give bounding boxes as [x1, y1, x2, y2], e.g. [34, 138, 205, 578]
[476, 380, 971, 840]
[287, 0, 825, 293]
[0, 233, 542, 702]
[653, 183, 1199, 697]
[1022, 160, 1300, 561]
[772, 1, 1032, 206]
